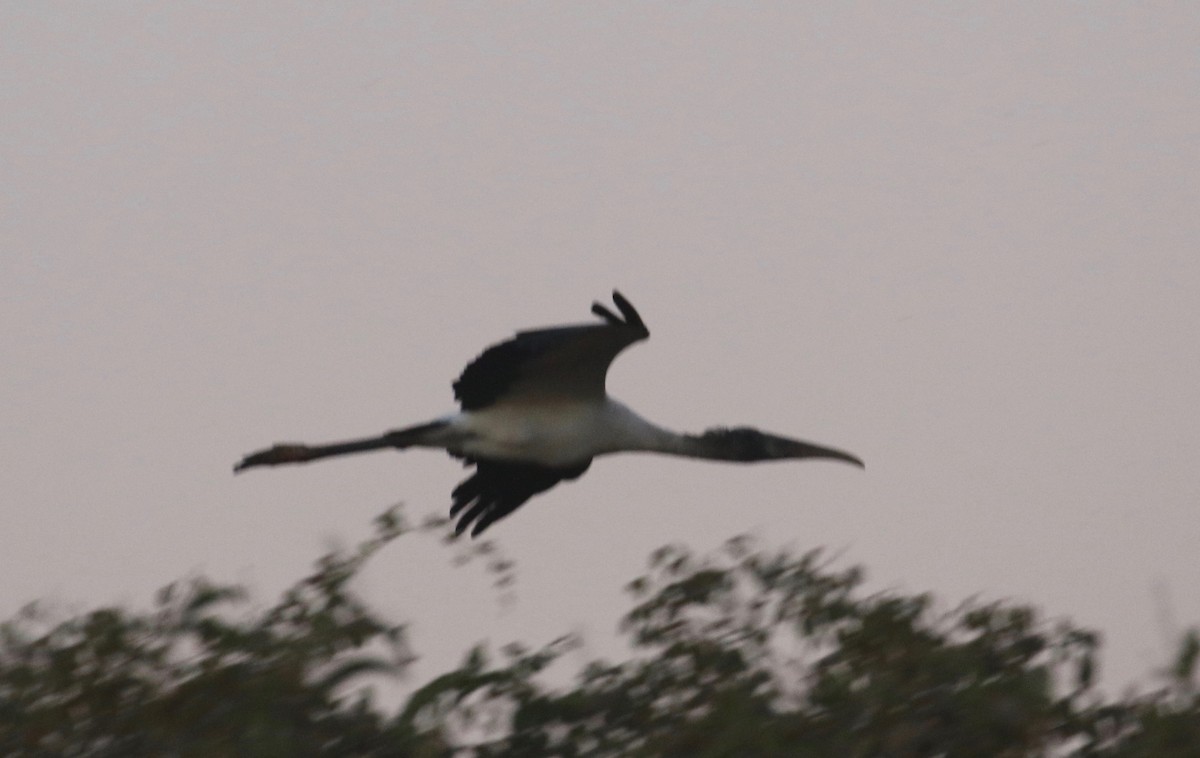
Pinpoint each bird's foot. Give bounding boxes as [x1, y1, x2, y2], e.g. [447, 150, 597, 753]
[233, 444, 312, 473]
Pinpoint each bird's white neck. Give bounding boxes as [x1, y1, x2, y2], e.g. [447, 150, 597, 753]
[595, 399, 694, 457]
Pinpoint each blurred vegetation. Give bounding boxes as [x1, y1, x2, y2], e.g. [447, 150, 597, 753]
[1, 507, 1196, 757]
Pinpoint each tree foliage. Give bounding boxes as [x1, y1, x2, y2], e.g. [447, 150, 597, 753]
[1, 508, 1196, 756]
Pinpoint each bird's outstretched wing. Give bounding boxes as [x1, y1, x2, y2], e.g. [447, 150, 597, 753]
[450, 458, 592, 536]
[453, 291, 649, 411]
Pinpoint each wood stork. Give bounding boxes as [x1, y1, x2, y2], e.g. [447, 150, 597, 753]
[234, 292, 863, 536]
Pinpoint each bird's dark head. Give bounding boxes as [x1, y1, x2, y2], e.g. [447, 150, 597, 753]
[697, 427, 864, 467]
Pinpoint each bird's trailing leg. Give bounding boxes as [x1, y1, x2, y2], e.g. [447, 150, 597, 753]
[233, 420, 450, 473]
[234, 443, 318, 471]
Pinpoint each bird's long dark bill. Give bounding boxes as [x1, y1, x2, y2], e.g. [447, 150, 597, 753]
[776, 437, 865, 468]
[233, 435, 392, 473]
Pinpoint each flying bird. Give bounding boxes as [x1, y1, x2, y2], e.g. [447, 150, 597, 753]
[235, 292, 863, 536]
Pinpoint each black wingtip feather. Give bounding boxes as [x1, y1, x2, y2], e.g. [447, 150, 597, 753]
[456, 501, 490, 535]
[589, 291, 648, 336]
[610, 290, 647, 335]
[591, 302, 622, 326]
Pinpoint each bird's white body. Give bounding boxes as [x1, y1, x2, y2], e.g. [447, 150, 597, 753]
[440, 398, 679, 467]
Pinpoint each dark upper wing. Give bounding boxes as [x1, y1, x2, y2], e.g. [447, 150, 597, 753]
[453, 291, 649, 410]
[450, 458, 592, 536]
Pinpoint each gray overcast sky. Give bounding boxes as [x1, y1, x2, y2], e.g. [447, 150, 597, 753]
[3, 3, 1198, 693]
